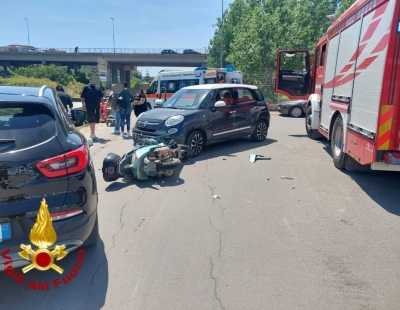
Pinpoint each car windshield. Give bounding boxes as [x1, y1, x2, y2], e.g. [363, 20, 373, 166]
[162, 89, 210, 110]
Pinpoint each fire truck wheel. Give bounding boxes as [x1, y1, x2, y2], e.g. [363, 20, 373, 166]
[305, 106, 322, 140]
[331, 116, 346, 169]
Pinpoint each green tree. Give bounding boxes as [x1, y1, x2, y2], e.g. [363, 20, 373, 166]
[207, 0, 357, 103]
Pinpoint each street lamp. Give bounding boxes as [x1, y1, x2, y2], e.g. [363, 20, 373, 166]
[111, 18, 115, 53]
[25, 18, 30, 47]
[220, 0, 223, 68]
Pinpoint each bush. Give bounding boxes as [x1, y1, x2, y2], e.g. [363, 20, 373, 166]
[10, 64, 74, 86]
[0, 76, 57, 88]
[0, 76, 84, 98]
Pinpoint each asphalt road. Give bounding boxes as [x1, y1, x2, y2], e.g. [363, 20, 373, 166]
[1, 112, 399, 310]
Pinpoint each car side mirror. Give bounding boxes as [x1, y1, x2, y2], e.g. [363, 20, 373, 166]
[154, 99, 164, 108]
[214, 101, 226, 108]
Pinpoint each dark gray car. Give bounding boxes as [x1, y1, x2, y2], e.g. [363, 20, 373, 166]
[132, 84, 270, 157]
[278, 100, 307, 118]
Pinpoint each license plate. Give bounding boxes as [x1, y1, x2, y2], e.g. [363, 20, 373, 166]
[0, 222, 11, 241]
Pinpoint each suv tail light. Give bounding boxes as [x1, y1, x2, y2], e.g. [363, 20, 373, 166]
[36, 145, 89, 178]
[382, 151, 400, 165]
[51, 209, 84, 221]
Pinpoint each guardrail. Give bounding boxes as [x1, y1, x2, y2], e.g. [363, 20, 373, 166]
[0, 47, 209, 54]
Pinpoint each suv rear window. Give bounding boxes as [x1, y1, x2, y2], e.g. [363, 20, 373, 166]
[0, 103, 56, 152]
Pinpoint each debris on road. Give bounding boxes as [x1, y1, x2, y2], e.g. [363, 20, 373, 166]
[213, 195, 221, 199]
[291, 186, 296, 189]
[87, 139, 93, 147]
[281, 176, 294, 180]
[249, 154, 272, 163]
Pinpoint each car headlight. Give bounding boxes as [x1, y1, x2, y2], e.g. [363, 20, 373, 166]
[165, 115, 184, 127]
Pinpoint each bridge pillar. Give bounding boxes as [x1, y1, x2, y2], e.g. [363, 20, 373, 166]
[125, 71, 131, 87]
[119, 69, 125, 83]
[112, 68, 118, 84]
[106, 67, 112, 90]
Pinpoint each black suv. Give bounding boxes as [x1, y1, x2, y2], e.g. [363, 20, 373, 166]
[132, 84, 270, 156]
[0, 85, 99, 272]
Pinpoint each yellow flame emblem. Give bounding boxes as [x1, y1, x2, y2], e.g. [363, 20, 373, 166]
[18, 198, 68, 274]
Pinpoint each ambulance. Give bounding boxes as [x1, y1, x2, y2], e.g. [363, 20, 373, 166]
[145, 67, 243, 108]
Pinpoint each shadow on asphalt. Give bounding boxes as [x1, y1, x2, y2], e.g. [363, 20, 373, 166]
[185, 137, 278, 165]
[320, 139, 400, 216]
[93, 138, 111, 144]
[0, 239, 108, 309]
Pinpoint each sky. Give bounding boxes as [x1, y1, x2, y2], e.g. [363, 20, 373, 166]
[1, 0, 235, 76]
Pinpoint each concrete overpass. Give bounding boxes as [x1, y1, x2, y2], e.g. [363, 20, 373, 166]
[0, 47, 208, 88]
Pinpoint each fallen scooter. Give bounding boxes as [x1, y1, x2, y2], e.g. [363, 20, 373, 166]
[102, 134, 193, 182]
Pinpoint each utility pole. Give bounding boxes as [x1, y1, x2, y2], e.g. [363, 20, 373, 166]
[220, 0, 223, 68]
[25, 18, 30, 47]
[111, 18, 115, 53]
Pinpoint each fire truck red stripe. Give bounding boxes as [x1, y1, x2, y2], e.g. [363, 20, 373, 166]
[340, 63, 354, 73]
[349, 43, 367, 62]
[356, 56, 378, 71]
[361, 19, 380, 43]
[377, 130, 391, 147]
[373, 1, 389, 19]
[371, 33, 390, 54]
[379, 106, 394, 125]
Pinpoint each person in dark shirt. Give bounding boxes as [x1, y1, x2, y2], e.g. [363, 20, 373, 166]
[80, 76, 104, 140]
[56, 85, 73, 112]
[133, 89, 148, 118]
[118, 82, 134, 138]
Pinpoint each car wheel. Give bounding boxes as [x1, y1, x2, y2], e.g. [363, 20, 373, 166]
[185, 130, 204, 157]
[290, 106, 303, 118]
[82, 213, 99, 247]
[251, 120, 268, 142]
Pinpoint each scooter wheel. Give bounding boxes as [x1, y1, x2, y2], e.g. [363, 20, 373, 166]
[178, 145, 193, 160]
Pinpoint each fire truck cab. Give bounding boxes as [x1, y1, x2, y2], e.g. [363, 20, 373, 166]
[275, 0, 400, 171]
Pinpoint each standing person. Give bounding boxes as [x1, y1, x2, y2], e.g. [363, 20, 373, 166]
[56, 84, 73, 112]
[118, 82, 134, 138]
[105, 84, 121, 135]
[133, 89, 148, 118]
[80, 75, 104, 140]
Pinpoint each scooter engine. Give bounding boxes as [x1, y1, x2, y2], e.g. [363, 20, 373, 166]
[147, 146, 181, 178]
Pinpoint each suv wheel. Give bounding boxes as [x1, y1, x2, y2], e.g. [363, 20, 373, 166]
[185, 130, 204, 157]
[251, 120, 268, 142]
[82, 213, 99, 247]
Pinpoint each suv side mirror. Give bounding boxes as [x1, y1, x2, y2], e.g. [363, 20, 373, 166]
[70, 109, 87, 126]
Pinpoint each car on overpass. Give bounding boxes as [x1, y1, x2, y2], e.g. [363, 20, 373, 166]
[183, 49, 201, 54]
[161, 49, 178, 54]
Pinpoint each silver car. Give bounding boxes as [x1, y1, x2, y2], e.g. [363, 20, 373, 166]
[278, 100, 307, 118]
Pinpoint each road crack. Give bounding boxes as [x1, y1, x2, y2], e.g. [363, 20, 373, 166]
[84, 201, 128, 307]
[209, 256, 225, 310]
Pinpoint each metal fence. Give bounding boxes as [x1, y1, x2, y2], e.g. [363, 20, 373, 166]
[0, 47, 209, 54]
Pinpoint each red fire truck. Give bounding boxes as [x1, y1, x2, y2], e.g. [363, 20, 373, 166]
[275, 0, 400, 171]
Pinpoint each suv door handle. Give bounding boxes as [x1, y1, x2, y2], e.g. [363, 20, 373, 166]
[230, 111, 236, 114]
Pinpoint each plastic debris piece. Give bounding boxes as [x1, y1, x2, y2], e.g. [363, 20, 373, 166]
[291, 186, 296, 189]
[213, 195, 221, 199]
[87, 139, 93, 147]
[250, 154, 272, 163]
[281, 176, 294, 180]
